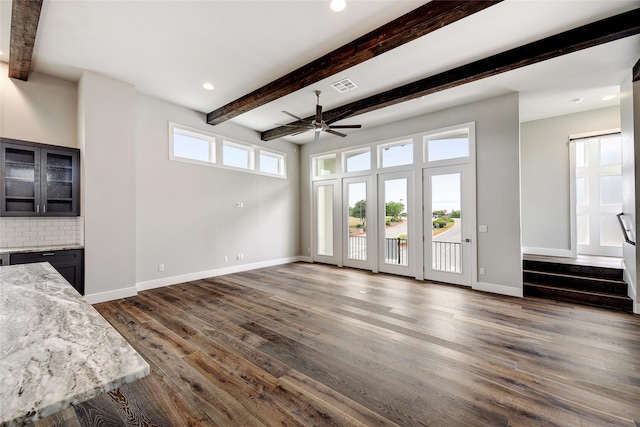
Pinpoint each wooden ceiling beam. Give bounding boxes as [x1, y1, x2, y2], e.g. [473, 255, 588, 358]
[9, 0, 44, 81]
[206, 0, 502, 126]
[261, 8, 640, 141]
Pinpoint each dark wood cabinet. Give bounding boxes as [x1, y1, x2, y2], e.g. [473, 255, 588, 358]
[10, 249, 85, 295]
[1, 138, 80, 217]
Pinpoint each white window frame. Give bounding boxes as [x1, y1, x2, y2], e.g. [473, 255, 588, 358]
[313, 153, 339, 178]
[168, 122, 287, 180]
[259, 149, 286, 178]
[222, 139, 255, 171]
[343, 147, 372, 174]
[422, 123, 474, 167]
[378, 139, 414, 169]
[169, 122, 216, 165]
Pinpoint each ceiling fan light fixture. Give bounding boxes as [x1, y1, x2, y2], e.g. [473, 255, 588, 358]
[330, 0, 346, 13]
[203, 82, 215, 91]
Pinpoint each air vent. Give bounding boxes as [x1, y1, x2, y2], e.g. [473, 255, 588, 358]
[331, 78, 357, 93]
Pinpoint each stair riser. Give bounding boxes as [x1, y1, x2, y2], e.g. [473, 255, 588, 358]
[523, 271, 628, 295]
[524, 285, 633, 312]
[523, 260, 623, 281]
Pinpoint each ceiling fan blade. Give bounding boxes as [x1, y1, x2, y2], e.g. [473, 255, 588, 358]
[315, 105, 322, 124]
[325, 129, 346, 137]
[282, 110, 307, 122]
[325, 110, 354, 125]
[328, 124, 362, 129]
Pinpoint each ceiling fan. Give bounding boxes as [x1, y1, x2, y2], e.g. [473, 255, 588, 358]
[280, 91, 362, 141]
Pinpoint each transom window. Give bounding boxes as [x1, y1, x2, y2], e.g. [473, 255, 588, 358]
[343, 148, 371, 173]
[170, 123, 215, 164]
[169, 122, 286, 179]
[424, 129, 470, 163]
[379, 140, 413, 168]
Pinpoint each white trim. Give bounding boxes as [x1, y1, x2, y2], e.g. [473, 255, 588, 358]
[568, 128, 621, 141]
[473, 281, 523, 298]
[137, 256, 301, 292]
[522, 247, 574, 257]
[84, 286, 138, 305]
[84, 257, 303, 304]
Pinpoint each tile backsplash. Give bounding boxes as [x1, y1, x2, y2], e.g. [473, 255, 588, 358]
[0, 217, 84, 248]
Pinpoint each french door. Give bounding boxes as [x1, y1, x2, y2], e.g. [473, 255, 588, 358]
[424, 165, 473, 286]
[343, 176, 374, 269]
[378, 171, 414, 276]
[312, 180, 341, 265]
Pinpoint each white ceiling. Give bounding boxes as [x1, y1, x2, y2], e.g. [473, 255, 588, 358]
[1, 0, 639, 144]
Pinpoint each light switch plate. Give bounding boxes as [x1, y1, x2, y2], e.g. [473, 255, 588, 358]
[479, 225, 488, 233]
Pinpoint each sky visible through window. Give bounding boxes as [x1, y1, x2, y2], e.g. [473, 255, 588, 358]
[427, 137, 469, 162]
[381, 143, 413, 168]
[223, 144, 250, 169]
[173, 133, 210, 162]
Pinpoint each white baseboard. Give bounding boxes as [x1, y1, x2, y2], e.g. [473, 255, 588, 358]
[136, 256, 302, 292]
[473, 281, 523, 298]
[522, 247, 573, 258]
[84, 286, 138, 305]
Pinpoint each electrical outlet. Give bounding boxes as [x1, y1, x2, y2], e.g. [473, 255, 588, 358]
[158, 263, 165, 272]
[479, 267, 486, 275]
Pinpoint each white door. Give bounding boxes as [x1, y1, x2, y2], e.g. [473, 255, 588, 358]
[343, 176, 375, 269]
[313, 180, 341, 265]
[378, 171, 414, 277]
[574, 134, 623, 257]
[424, 165, 473, 286]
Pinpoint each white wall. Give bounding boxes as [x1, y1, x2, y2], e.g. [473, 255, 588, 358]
[521, 107, 620, 255]
[299, 93, 523, 296]
[1, 67, 301, 303]
[78, 71, 137, 300]
[134, 94, 300, 289]
[620, 75, 636, 307]
[0, 63, 77, 147]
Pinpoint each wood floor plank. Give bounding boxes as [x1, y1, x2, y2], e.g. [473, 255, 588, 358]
[29, 262, 640, 426]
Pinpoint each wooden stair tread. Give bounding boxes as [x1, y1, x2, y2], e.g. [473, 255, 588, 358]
[522, 269, 625, 284]
[524, 282, 632, 300]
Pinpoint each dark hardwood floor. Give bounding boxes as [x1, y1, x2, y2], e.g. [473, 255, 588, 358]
[30, 262, 640, 427]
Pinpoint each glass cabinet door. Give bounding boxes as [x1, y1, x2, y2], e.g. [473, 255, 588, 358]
[42, 150, 77, 215]
[2, 144, 40, 215]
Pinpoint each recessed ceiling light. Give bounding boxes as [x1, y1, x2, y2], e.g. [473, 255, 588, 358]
[330, 0, 346, 12]
[571, 98, 584, 104]
[203, 82, 215, 91]
[602, 95, 616, 101]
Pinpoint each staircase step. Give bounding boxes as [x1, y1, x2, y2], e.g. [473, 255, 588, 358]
[524, 283, 634, 312]
[523, 259, 622, 281]
[523, 270, 628, 296]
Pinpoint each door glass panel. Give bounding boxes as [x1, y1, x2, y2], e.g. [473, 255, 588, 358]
[317, 185, 334, 256]
[577, 214, 589, 245]
[600, 136, 621, 165]
[600, 214, 623, 246]
[347, 182, 367, 261]
[575, 140, 587, 167]
[431, 173, 462, 273]
[600, 175, 621, 205]
[576, 177, 588, 206]
[384, 178, 408, 265]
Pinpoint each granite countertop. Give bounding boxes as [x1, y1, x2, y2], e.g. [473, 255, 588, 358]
[0, 263, 149, 426]
[0, 244, 84, 255]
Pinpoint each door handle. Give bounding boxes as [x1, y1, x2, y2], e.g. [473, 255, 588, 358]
[464, 238, 471, 243]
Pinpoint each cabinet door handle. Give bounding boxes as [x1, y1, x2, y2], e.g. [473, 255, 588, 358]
[36, 205, 40, 213]
[43, 205, 46, 214]
[42, 253, 55, 256]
